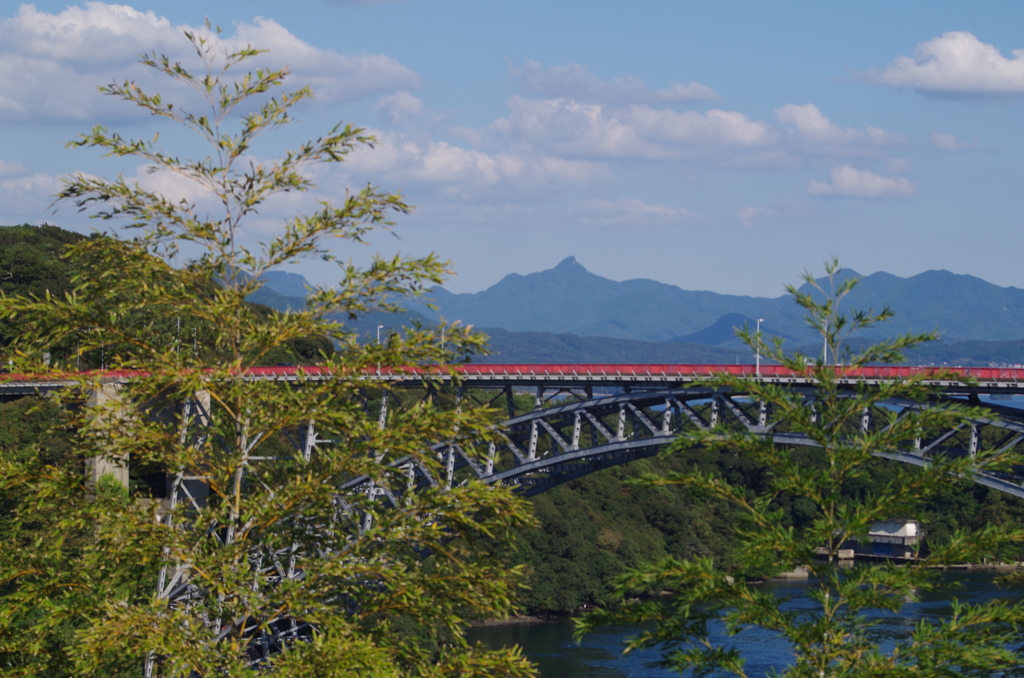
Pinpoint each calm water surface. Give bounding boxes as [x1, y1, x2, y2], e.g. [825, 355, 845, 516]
[468, 571, 1024, 677]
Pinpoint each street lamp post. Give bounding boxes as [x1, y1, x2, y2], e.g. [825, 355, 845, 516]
[756, 318, 764, 376]
[823, 321, 828, 365]
[376, 324, 384, 375]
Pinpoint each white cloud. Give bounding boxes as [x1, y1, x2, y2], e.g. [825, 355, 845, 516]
[128, 166, 216, 205]
[490, 96, 777, 162]
[343, 129, 609, 194]
[0, 3, 418, 122]
[577, 198, 692, 226]
[511, 60, 719, 104]
[5, 3, 178, 60]
[0, 159, 28, 176]
[624, 106, 776, 146]
[866, 31, 1024, 96]
[807, 166, 916, 198]
[0, 172, 64, 221]
[224, 18, 418, 101]
[733, 201, 811, 228]
[489, 97, 647, 157]
[375, 91, 424, 122]
[485, 96, 905, 169]
[775, 103, 907, 155]
[930, 131, 975, 151]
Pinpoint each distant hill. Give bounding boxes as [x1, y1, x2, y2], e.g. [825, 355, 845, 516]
[671, 313, 793, 347]
[245, 285, 305, 312]
[411, 256, 776, 342]
[479, 329, 1024, 367]
[403, 256, 1024, 344]
[258, 270, 312, 299]
[478, 328, 755, 365]
[230, 266, 1024, 366]
[904, 339, 1024, 368]
[244, 285, 433, 343]
[790, 269, 1024, 345]
[247, 257, 1024, 360]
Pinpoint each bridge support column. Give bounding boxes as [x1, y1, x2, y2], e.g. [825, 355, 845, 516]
[84, 382, 128, 495]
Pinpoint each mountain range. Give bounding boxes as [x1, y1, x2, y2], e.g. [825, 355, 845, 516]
[250, 258, 1024, 365]
[408, 256, 1024, 344]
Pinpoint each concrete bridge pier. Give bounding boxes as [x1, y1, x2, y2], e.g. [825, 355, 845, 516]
[83, 382, 128, 496]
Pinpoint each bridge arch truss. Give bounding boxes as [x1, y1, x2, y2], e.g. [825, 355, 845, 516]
[318, 369, 1024, 504]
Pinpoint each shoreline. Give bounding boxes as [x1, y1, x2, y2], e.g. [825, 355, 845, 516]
[476, 563, 1024, 626]
[471, 613, 564, 628]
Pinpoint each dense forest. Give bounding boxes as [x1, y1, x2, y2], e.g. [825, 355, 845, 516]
[0, 224, 332, 368]
[3, 223, 1024, 619]
[502, 426, 1024, 614]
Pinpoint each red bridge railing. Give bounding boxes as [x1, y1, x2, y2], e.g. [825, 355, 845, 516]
[5, 364, 1024, 384]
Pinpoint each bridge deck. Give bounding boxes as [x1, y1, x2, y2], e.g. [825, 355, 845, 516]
[5, 364, 1024, 395]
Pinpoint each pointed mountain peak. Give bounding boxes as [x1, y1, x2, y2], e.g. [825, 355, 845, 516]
[554, 255, 584, 270]
[259, 270, 313, 298]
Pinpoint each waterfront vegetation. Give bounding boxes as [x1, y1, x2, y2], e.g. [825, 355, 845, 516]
[505, 445, 1024, 616]
[575, 260, 1024, 677]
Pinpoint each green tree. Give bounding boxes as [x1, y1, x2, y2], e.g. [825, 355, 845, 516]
[0, 28, 536, 678]
[578, 258, 1024, 677]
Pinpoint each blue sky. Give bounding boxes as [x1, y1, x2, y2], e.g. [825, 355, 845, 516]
[0, 1, 1022, 297]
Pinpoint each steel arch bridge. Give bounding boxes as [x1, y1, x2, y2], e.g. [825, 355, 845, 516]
[7, 363, 1024, 501]
[314, 363, 1024, 502]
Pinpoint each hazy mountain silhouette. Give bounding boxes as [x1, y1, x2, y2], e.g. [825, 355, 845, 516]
[410, 257, 1024, 344]
[671, 313, 794, 347]
[258, 270, 312, 299]
[415, 256, 781, 341]
[256, 257, 1024, 350]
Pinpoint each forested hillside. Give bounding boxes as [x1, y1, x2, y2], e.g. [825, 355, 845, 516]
[0, 224, 332, 367]
[502, 437, 1024, 614]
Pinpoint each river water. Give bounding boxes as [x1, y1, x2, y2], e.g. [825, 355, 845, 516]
[469, 570, 1024, 677]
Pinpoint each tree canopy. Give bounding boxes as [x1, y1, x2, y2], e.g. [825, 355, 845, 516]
[578, 259, 1024, 677]
[0, 28, 536, 678]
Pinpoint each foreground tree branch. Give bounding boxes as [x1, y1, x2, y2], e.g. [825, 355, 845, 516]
[0, 27, 537, 678]
[577, 259, 1024, 678]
